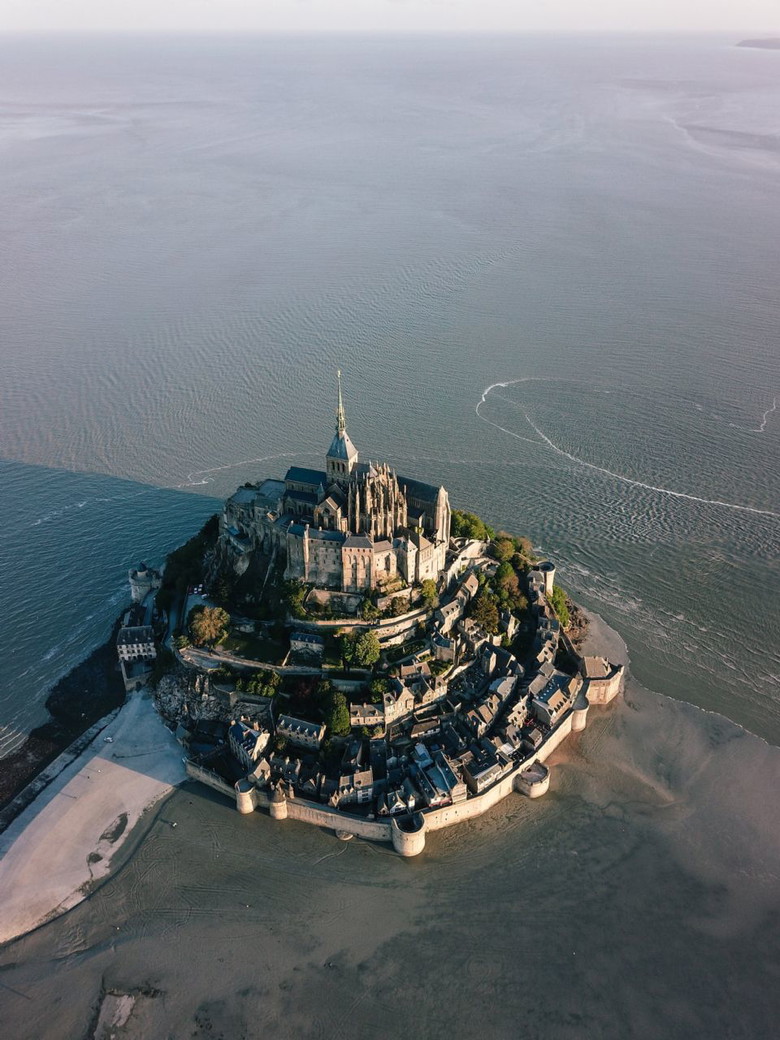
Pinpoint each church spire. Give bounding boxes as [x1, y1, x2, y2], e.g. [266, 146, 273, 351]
[326, 369, 359, 482]
[336, 369, 347, 435]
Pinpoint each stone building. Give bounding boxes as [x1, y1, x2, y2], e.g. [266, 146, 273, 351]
[116, 623, 157, 691]
[217, 373, 451, 593]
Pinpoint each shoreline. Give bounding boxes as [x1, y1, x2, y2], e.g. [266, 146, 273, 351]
[0, 676, 186, 947]
[0, 593, 610, 942]
[0, 600, 767, 947]
[0, 617, 127, 829]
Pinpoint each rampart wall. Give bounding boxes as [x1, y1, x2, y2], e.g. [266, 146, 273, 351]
[189, 659, 622, 856]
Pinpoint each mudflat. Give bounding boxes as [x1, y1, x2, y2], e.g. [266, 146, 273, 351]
[1, 632, 778, 1039]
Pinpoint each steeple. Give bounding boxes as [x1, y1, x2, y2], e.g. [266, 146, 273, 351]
[336, 369, 347, 435]
[326, 369, 359, 483]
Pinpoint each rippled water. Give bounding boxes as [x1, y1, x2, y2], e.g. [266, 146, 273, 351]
[0, 33, 778, 752]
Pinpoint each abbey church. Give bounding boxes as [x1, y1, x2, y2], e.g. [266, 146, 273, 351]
[219, 376, 451, 593]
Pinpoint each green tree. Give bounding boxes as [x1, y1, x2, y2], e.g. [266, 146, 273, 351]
[451, 510, 495, 542]
[369, 677, 391, 702]
[155, 514, 219, 616]
[359, 597, 380, 621]
[339, 632, 359, 672]
[492, 535, 515, 562]
[514, 536, 535, 561]
[242, 668, 281, 698]
[420, 579, 438, 609]
[174, 634, 191, 650]
[282, 580, 307, 619]
[495, 564, 521, 606]
[339, 630, 381, 670]
[354, 630, 381, 669]
[470, 589, 500, 635]
[324, 691, 351, 736]
[188, 605, 230, 646]
[314, 679, 335, 705]
[550, 585, 570, 628]
[494, 562, 514, 585]
[388, 595, 410, 617]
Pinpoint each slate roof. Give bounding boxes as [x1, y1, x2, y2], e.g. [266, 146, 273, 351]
[398, 475, 441, 502]
[344, 534, 372, 549]
[327, 431, 357, 461]
[285, 466, 326, 487]
[285, 489, 318, 506]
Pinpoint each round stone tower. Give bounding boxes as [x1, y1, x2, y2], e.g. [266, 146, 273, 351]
[515, 762, 551, 798]
[269, 788, 288, 820]
[235, 778, 255, 815]
[538, 560, 556, 598]
[390, 812, 427, 857]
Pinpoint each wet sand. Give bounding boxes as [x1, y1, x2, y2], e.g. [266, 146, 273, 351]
[1, 616, 778, 1039]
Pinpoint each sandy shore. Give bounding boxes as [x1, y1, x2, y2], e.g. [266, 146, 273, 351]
[0, 684, 184, 945]
[0, 604, 624, 948]
[1, 634, 778, 1038]
[579, 605, 629, 666]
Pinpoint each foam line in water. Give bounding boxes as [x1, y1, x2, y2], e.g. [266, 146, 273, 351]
[756, 397, 777, 434]
[476, 380, 779, 519]
[180, 451, 307, 488]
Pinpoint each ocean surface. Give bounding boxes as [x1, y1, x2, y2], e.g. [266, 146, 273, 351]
[0, 32, 777, 751]
[0, 32, 778, 1038]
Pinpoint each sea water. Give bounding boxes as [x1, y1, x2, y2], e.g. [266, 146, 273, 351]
[0, 32, 777, 753]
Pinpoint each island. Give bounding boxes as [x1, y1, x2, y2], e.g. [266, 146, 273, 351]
[121, 375, 623, 857]
[736, 38, 780, 49]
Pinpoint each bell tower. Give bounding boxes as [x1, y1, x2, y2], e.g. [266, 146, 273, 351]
[326, 370, 359, 484]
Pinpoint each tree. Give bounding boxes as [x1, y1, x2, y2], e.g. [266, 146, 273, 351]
[282, 580, 307, 619]
[492, 535, 515, 562]
[239, 668, 281, 698]
[514, 536, 535, 560]
[451, 509, 495, 542]
[495, 565, 521, 605]
[388, 595, 410, 617]
[550, 585, 570, 629]
[369, 677, 391, 703]
[354, 630, 381, 670]
[420, 579, 438, 609]
[210, 574, 235, 607]
[339, 632, 359, 672]
[339, 630, 381, 671]
[188, 605, 230, 646]
[155, 514, 219, 614]
[494, 562, 514, 585]
[174, 634, 191, 650]
[359, 597, 380, 621]
[470, 589, 500, 635]
[324, 691, 351, 736]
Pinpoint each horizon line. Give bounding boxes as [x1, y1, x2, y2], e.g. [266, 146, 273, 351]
[0, 28, 776, 38]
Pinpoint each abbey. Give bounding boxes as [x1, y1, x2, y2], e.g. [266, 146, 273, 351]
[219, 375, 451, 592]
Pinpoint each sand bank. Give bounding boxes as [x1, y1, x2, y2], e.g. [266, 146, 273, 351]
[0, 684, 184, 945]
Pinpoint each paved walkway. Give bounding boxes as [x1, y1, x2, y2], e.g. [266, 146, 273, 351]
[0, 686, 185, 946]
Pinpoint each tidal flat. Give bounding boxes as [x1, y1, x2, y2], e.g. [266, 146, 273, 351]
[2, 620, 778, 1040]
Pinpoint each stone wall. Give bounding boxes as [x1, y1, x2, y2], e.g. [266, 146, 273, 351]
[185, 762, 236, 801]
[584, 666, 624, 705]
[190, 666, 620, 856]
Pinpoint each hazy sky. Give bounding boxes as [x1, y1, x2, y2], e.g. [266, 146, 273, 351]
[0, 0, 777, 34]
